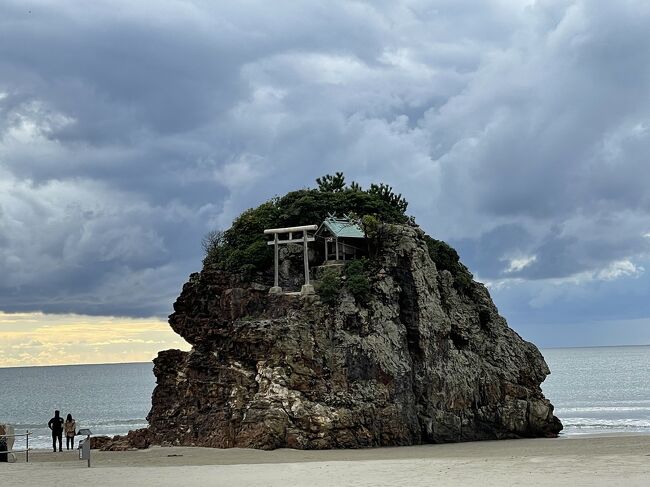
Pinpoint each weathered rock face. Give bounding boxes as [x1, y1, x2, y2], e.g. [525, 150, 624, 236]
[91, 429, 151, 451]
[147, 224, 562, 449]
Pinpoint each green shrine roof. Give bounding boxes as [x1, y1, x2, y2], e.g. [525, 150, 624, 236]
[318, 215, 365, 238]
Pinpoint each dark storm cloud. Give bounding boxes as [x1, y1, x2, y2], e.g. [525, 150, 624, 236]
[1, 0, 650, 327]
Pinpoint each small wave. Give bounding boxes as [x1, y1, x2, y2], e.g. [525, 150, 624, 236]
[553, 399, 650, 407]
[556, 406, 650, 413]
[11, 419, 146, 430]
[561, 418, 650, 430]
[565, 424, 650, 430]
[12, 421, 149, 450]
[5, 423, 45, 430]
[86, 418, 146, 427]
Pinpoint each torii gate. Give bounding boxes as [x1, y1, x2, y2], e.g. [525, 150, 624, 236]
[264, 224, 317, 295]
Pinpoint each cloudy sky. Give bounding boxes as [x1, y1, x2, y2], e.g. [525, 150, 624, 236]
[2, 0, 650, 365]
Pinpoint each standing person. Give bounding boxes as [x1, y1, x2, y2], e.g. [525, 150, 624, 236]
[64, 414, 76, 450]
[47, 410, 64, 452]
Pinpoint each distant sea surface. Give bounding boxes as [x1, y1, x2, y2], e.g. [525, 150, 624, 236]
[1, 346, 649, 450]
[0, 362, 153, 450]
[542, 345, 650, 436]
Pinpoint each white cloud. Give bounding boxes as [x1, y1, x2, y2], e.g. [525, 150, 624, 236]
[504, 255, 537, 273]
[596, 259, 644, 280]
[213, 153, 268, 190]
[490, 258, 645, 290]
[0, 311, 189, 367]
[2, 0, 650, 348]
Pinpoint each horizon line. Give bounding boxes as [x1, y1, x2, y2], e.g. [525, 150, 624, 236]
[2, 344, 650, 369]
[0, 360, 154, 370]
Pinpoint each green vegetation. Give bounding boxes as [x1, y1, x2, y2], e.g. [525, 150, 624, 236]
[316, 172, 346, 192]
[317, 267, 341, 305]
[360, 214, 387, 258]
[202, 172, 474, 297]
[316, 260, 371, 306]
[203, 173, 409, 273]
[345, 259, 371, 303]
[424, 236, 473, 293]
[367, 183, 408, 214]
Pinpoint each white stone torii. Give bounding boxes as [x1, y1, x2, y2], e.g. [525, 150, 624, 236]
[264, 224, 317, 295]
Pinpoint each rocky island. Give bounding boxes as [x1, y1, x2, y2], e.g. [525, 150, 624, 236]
[119, 174, 562, 450]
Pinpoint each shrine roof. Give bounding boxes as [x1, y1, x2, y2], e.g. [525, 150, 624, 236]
[318, 215, 365, 238]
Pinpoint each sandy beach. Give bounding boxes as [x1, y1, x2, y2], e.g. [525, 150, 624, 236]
[3, 434, 648, 486]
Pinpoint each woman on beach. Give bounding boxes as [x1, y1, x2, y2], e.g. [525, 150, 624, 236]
[64, 414, 76, 450]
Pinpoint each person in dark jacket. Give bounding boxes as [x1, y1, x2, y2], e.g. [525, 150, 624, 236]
[48, 410, 64, 452]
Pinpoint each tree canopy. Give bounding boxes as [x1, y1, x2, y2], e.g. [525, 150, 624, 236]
[204, 174, 409, 273]
[203, 173, 472, 295]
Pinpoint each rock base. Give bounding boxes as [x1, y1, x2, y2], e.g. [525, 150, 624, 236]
[89, 429, 152, 451]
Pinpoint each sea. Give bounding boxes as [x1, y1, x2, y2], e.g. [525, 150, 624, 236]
[542, 345, 650, 436]
[0, 362, 153, 450]
[1, 346, 649, 450]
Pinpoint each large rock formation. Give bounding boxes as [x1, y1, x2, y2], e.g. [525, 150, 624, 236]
[147, 224, 562, 449]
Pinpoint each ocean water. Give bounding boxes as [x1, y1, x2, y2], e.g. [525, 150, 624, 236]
[542, 345, 650, 436]
[0, 362, 153, 450]
[1, 346, 649, 450]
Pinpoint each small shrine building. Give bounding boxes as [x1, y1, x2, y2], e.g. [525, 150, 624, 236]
[315, 214, 365, 262]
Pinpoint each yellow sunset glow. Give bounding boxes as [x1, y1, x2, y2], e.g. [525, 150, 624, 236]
[0, 312, 190, 367]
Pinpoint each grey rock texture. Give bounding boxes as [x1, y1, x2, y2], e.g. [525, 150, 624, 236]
[147, 224, 562, 449]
